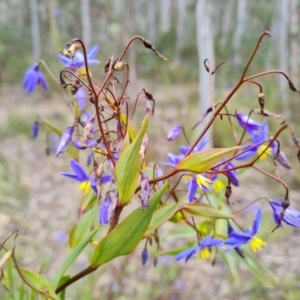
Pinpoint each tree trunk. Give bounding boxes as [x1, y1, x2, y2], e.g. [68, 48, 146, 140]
[220, 0, 235, 50]
[196, 0, 215, 148]
[174, 0, 186, 64]
[233, 0, 247, 66]
[160, 0, 171, 33]
[29, 0, 41, 61]
[81, 0, 91, 48]
[278, 0, 290, 117]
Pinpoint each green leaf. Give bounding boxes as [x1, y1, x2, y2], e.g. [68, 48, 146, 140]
[114, 111, 151, 205]
[51, 227, 99, 290]
[91, 182, 169, 266]
[183, 203, 233, 219]
[231, 250, 278, 286]
[19, 269, 58, 300]
[69, 205, 98, 248]
[176, 146, 241, 173]
[144, 198, 185, 236]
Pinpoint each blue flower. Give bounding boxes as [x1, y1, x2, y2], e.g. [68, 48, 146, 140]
[61, 159, 111, 195]
[269, 200, 300, 227]
[176, 235, 224, 262]
[57, 44, 100, 69]
[141, 248, 148, 266]
[23, 64, 48, 93]
[236, 121, 273, 161]
[225, 209, 266, 252]
[235, 112, 264, 134]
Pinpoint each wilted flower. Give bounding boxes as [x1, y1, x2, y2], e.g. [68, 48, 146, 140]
[56, 126, 74, 157]
[271, 142, 291, 169]
[269, 200, 300, 227]
[31, 121, 39, 139]
[167, 126, 182, 141]
[225, 209, 266, 252]
[23, 64, 48, 93]
[176, 235, 224, 262]
[57, 44, 100, 69]
[141, 171, 150, 209]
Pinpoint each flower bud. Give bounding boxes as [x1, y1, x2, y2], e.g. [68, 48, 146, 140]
[99, 193, 112, 225]
[56, 126, 74, 157]
[167, 126, 182, 141]
[258, 93, 265, 110]
[141, 247, 148, 266]
[155, 166, 164, 188]
[114, 61, 125, 71]
[0, 250, 12, 270]
[31, 121, 39, 139]
[141, 171, 150, 210]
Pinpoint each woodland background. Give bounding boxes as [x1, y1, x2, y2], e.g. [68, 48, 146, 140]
[1, 0, 300, 299]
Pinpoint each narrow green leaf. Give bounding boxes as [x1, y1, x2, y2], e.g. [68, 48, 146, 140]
[176, 146, 241, 173]
[57, 276, 70, 300]
[19, 269, 58, 300]
[114, 111, 151, 205]
[51, 227, 99, 290]
[69, 205, 98, 248]
[91, 182, 169, 266]
[160, 241, 196, 256]
[144, 199, 185, 236]
[183, 203, 233, 219]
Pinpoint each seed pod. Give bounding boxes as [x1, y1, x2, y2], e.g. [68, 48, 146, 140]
[114, 61, 125, 71]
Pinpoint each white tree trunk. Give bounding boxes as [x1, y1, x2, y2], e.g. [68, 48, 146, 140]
[196, 0, 215, 148]
[278, 0, 290, 117]
[160, 0, 171, 33]
[233, 0, 247, 65]
[29, 0, 41, 61]
[174, 0, 186, 63]
[220, 0, 235, 49]
[81, 0, 91, 48]
[290, 0, 298, 87]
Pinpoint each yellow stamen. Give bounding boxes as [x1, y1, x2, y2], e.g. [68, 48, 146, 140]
[79, 180, 92, 195]
[199, 248, 210, 260]
[196, 175, 211, 189]
[250, 237, 266, 252]
[258, 145, 272, 160]
[213, 180, 225, 193]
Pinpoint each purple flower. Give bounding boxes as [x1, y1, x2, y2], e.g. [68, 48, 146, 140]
[235, 112, 264, 134]
[31, 121, 39, 139]
[222, 161, 239, 186]
[57, 44, 100, 69]
[23, 64, 48, 93]
[225, 209, 266, 252]
[56, 126, 74, 157]
[269, 200, 300, 227]
[176, 235, 224, 262]
[167, 126, 182, 141]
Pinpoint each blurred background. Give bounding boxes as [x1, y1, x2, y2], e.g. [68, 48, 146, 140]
[1, 0, 300, 299]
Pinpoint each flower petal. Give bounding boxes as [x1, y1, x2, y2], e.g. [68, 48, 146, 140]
[70, 159, 88, 181]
